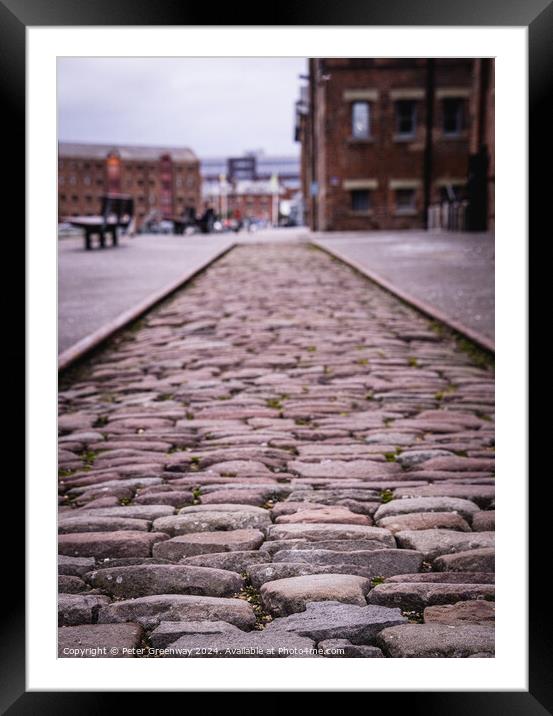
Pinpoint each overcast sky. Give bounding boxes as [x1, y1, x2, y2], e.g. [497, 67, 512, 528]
[58, 58, 306, 157]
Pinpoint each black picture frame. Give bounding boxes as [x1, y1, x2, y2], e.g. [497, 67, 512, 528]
[7, 0, 545, 708]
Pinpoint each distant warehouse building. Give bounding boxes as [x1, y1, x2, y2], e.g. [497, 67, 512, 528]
[58, 142, 201, 228]
[200, 152, 302, 224]
[295, 58, 494, 232]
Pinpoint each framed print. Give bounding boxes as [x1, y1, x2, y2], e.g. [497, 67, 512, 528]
[5, 0, 545, 706]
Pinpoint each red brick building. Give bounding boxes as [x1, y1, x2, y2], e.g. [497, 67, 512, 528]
[296, 58, 494, 232]
[58, 143, 201, 228]
[202, 178, 291, 225]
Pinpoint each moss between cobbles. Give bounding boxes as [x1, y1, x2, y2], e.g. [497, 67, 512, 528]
[384, 452, 397, 463]
[429, 320, 494, 370]
[191, 487, 202, 500]
[236, 584, 273, 630]
[167, 445, 186, 454]
[402, 609, 424, 624]
[370, 576, 385, 588]
[456, 337, 494, 370]
[261, 493, 286, 509]
[380, 489, 394, 503]
[92, 415, 109, 428]
[80, 450, 97, 466]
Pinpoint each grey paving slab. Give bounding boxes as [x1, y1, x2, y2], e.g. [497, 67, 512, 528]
[58, 233, 234, 353]
[313, 231, 494, 341]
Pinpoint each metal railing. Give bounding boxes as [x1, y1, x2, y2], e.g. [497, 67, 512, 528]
[428, 200, 469, 232]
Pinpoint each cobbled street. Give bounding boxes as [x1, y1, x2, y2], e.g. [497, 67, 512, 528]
[58, 243, 495, 658]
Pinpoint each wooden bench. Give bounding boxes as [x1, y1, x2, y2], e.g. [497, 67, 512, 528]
[68, 194, 134, 250]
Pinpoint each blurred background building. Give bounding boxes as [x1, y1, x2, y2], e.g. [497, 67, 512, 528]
[58, 144, 303, 230]
[295, 58, 494, 232]
[201, 152, 302, 226]
[58, 143, 201, 229]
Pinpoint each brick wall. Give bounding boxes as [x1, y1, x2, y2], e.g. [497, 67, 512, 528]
[58, 148, 201, 229]
[301, 58, 481, 231]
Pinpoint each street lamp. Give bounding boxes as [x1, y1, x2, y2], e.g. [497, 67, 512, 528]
[270, 172, 279, 227]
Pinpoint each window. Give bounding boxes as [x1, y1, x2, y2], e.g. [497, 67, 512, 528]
[69, 175, 76, 185]
[351, 102, 370, 139]
[442, 98, 464, 135]
[395, 100, 417, 137]
[59, 176, 65, 185]
[351, 189, 371, 212]
[83, 176, 91, 186]
[395, 188, 416, 212]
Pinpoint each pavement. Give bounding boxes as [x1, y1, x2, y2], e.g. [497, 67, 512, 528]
[58, 242, 495, 659]
[313, 231, 494, 342]
[58, 233, 235, 353]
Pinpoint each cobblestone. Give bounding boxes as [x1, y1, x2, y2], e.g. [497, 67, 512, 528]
[58, 243, 494, 657]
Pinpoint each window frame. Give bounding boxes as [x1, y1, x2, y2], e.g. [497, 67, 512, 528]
[350, 188, 372, 213]
[394, 187, 417, 214]
[442, 97, 465, 137]
[350, 100, 371, 140]
[394, 99, 418, 139]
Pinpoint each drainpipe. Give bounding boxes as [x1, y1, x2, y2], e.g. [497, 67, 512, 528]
[423, 58, 435, 229]
[309, 58, 318, 231]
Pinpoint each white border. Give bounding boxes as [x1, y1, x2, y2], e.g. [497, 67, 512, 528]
[28, 26, 527, 691]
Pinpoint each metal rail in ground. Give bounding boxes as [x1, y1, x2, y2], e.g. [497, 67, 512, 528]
[311, 239, 494, 354]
